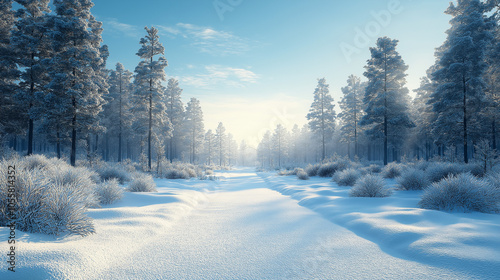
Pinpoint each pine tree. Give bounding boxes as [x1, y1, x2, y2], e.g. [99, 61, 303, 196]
[412, 68, 437, 160]
[184, 98, 204, 164]
[338, 75, 365, 159]
[484, 10, 500, 150]
[307, 78, 336, 161]
[205, 129, 215, 165]
[429, 0, 495, 163]
[272, 124, 288, 168]
[257, 131, 272, 168]
[10, 0, 51, 155]
[0, 0, 21, 141]
[165, 78, 184, 162]
[216, 122, 226, 166]
[132, 26, 169, 170]
[360, 37, 414, 165]
[106, 63, 133, 162]
[46, 0, 106, 166]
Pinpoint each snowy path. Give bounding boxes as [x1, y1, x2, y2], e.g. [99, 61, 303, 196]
[1, 169, 482, 279]
[94, 169, 470, 279]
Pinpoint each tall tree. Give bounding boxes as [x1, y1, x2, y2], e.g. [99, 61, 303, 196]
[133, 26, 169, 170]
[184, 98, 204, 164]
[106, 63, 133, 162]
[361, 37, 414, 165]
[47, 0, 106, 166]
[215, 122, 226, 166]
[204, 129, 215, 165]
[0, 0, 21, 142]
[338, 75, 365, 159]
[429, 0, 495, 163]
[11, 0, 51, 155]
[272, 124, 288, 168]
[307, 78, 336, 161]
[165, 78, 184, 162]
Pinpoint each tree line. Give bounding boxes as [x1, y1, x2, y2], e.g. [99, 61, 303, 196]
[258, 0, 500, 168]
[0, 0, 241, 169]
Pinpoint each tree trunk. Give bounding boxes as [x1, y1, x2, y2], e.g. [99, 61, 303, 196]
[463, 73, 468, 164]
[70, 97, 77, 167]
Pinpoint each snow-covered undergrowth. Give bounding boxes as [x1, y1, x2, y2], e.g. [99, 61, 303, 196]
[127, 173, 157, 192]
[260, 172, 500, 276]
[0, 155, 98, 236]
[349, 174, 392, 197]
[156, 161, 203, 179]
[419, 173, 500, 213]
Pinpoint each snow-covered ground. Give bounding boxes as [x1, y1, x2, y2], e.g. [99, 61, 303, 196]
[1, 168, 499, 279]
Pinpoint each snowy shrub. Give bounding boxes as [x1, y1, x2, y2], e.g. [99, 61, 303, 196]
[41, 182, 96, 236]
[49, 166, 99, 208]
[317, 160, 349, 177]
[368, 163, 383, 173]
[23, 154, 52, 170]
[397, 168, 430, 190]
[0, 158, 96, 236]
[95, 179, 124, 205]
[97, 165, 131, 184]
[486, 172, 500, 190]
[164, 169, 190, 179]
[382, 162, 403, 179]
[350, 174, 392, 197]
[296, 170, 310, 180]
[419, 173, 499, 213]
[413, 160, 430, 171]
[426, 162, 468, 183]
[205, 169, 214, 175]
[127, 174, 157, 192]
[306, 164, 321, 177]
[468, 163, 486, 178]
[333, 168, 361, 186]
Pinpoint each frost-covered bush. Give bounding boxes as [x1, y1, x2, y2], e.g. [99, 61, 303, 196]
[426, 162, 468, 183]
[305, 163, 321, 177]
[397, 168, 430, 190]
[158, 162, 201, 179]
[49, 166, 99, 208]
[95, 179, 124, 205]
[317, 160, 349, 177]
[297, 170, 310, 180]
[96, 165, 131, 184]
[0, 156, 96, 236]
[412, 160, 430, 171]
[367, 164, 382, 174]
[333, 168, 361, 186]
[127, 174, 157, 192]
[381, 162, 403, 179]
[419, 173, 499, 213]
[350, 174, 392, 197]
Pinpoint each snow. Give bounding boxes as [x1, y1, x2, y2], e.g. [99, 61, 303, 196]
[1, 168, 499, 279]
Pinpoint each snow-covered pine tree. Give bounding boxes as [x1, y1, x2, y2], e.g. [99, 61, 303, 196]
[11, 0, 51, 155]
[307, 78, 336, 161]
[412, 68, 437, 160]
[132, 26, 170, 170]
[272, 124, 288, 168]
[165, 78, 184, 162]
[184, 98, 204, 164]
[484, 9, 500, 150]
[0, 0, 21, 142]
[106, 63, 134, 162]
[338, 75, 365, 159]
[239, 140, 248, 166]
[257, 131, 272, 168]
[429, 0, 495, 163]
[46, 0, 105, 166]
[226, 133, 237, 166]
[204, 129, 215, 165]
[216, 122, 226, 166]
[360, 37, 414, 165]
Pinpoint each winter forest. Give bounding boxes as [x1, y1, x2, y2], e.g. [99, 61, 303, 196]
[1, 0, 500, 279]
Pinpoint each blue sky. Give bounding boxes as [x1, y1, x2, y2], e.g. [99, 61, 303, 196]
[92, 0, 452, 147]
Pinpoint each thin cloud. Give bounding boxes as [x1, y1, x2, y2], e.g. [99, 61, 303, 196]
[180, 65, 259, 88]
[158, 23, 251, 56]
[102, 18, 141, 38]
